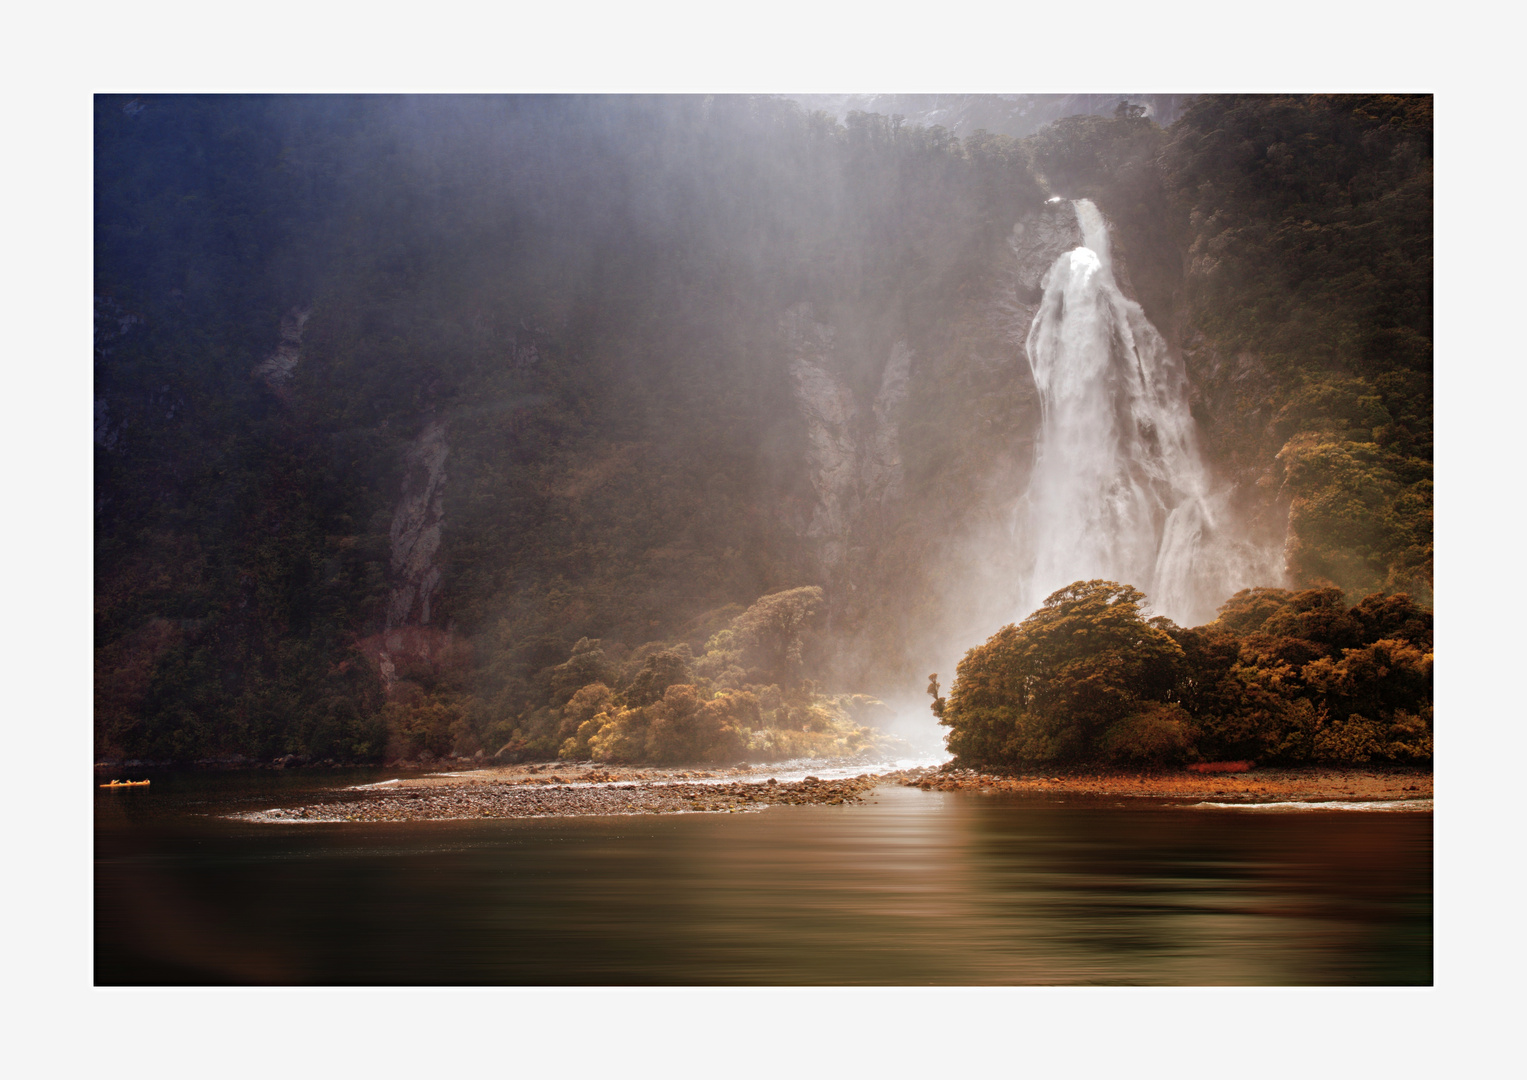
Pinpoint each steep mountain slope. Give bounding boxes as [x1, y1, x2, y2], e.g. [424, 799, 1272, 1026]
[1025, 96, 1432, 600]
[94, 94, 1431, 764]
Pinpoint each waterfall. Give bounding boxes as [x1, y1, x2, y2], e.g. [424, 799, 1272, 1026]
[1016, 199, 1278, 626]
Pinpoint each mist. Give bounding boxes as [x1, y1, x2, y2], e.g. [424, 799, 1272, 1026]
[95, 93, 1430, 768]
[89, 87, 1437, 1004]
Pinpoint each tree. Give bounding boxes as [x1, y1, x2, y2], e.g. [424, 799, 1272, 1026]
[625, 649, 693, 706]
[938, 580, 1186, 768]
[549, 638, 610, 704]
[1177, 586, 1432, 765]
[729, 586, 824, 686]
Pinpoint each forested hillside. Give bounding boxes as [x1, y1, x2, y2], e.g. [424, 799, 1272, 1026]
[1029, 96, 1432, 598]
[94, 94, 1431, 765]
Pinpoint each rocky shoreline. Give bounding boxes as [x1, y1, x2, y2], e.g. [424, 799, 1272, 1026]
[902, 765, 1433, 804]
[217, 759, 1433, 823]
[229, 761, 885, 823]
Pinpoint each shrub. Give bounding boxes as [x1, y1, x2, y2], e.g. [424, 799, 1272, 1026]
[382, 687, 468, 760]
[1098, 704, 1198, 766]
[556, 682, 615, 742]
[939, 580, 1432, 769]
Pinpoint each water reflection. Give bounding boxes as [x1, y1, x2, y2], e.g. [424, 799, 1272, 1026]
[96, 781, 1430, 985]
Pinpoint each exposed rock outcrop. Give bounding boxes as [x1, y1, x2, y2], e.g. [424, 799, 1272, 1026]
[1009, 200, 1085, 297]
[354, 419, 455, 696]
[355, 624, 468, 697]
[387, 420, 449, 629]
[784, 304, 911, 587]
[866, 340, 910, 515]
[252, 306, 311, 390]
[990, 200, 1087, 362]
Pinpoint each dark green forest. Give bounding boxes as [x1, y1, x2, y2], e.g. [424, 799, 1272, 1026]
[94, 94, 1432, 766]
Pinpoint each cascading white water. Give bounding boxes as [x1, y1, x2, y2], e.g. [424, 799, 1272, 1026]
[1016, 199, 1278, 626]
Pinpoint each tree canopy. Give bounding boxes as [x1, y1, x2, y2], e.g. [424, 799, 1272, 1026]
[937, 580, 1432, 770]
[939, 581, 1189, 767]
[93, 95, 1431, 766]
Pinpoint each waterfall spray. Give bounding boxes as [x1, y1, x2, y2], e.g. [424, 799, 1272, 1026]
[1016, 199, 1279, 626]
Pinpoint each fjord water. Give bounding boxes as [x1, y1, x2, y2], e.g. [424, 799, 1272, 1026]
[96, 775, 1431, 985]
[1019, 200, 1279, 625]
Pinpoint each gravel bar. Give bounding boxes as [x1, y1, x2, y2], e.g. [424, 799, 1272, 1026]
[227, 759, 1432, 823]
[232, 765, 883, 823]
[898, 765, 1432, 804]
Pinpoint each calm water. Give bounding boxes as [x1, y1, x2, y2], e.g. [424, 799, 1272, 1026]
[95, 771, 1431, 985]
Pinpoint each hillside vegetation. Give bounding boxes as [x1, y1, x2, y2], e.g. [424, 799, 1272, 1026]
[1031, 96, 1432, 599]
[94, 94, 1431, 765]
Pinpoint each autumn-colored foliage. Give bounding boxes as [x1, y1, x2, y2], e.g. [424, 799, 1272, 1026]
[465, 586, 891, 765]
[937, 580, 1431, 770]
[940, 581, 1188, 768]
[92, 95, 1430, 765]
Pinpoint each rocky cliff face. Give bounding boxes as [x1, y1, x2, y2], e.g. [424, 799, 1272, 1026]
[91, 94, 1427, 764]
[351, 419, 454, 694]
[907, 200, 1084, 658]
[875, 193, 1282, 679]
[387, 420, 450, 630]
[999, 199, 1086, 338]
[784, 303, 911, 607]
[252, 306, 311, 391]
[779, 200, 1083, 680]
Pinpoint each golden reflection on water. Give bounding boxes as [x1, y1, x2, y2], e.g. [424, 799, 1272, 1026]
[96, 783, 1431, 985]
[641, 788, 1429, 985]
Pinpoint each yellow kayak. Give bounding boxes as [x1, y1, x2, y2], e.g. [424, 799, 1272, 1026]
[99, 779, 151, 788]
